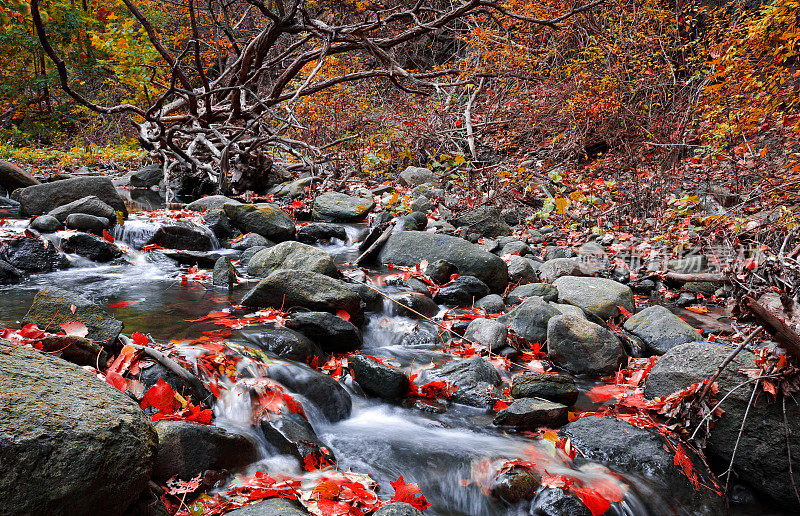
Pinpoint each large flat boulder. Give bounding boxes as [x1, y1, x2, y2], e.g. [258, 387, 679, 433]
[247, 241, 337, 278]
[48, 195, 116, 222]
[22, 286, 123, 344]
[18, 177, 127, 217]
[378, 231, 508, 293]
[552, 276, 635, 319]
[312, 191, 374, 222]
[0, 340, 157, 514]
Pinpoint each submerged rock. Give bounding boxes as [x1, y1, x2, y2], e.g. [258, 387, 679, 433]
[242, 327, 323, 364]
[262, 362, 352, 422]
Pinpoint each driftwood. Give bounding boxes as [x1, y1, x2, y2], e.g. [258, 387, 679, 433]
[355, 225, 393, 265]
[662, 272, 730, 283]
[742, 296, 800, 363]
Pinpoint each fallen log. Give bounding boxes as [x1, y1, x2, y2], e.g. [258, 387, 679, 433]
[662, 272, 729, 283]
[742, 295, 800, 363]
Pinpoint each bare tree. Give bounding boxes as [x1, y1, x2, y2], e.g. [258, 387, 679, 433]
[30, 0, 602, 198]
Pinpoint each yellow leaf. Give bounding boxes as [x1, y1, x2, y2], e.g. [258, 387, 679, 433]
[555, 198, 569, 214]
[454, 154, 466, 165]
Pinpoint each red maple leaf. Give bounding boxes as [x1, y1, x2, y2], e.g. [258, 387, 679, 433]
[140, 378, 180, 414]
[389, 476, 431, 510]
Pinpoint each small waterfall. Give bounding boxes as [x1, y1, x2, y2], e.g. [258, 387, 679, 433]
[113, 220, 159, 249]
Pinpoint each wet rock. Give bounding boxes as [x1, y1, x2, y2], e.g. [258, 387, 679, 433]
[501, 240, 530, 256]
[153, 421, 259, 481]
[538, 258, 584, 283]
[259, 411, 335, 466]
[36, 335, 108, 368]
[18, 176, 127, 217]
[493, 398, 569, 430]
[498, 297, 561, 345]
[129, 164, 162, 188]
[0, 160, 39, 190]
[623, 305, 701, 356]
[511, 372, 579, 406]
[464, 318, 507, 350]
[392, 292, 439, 319]
[425, 259, 457, 285]
[239, 245, 269, 267]
[0, 196, 19, 209]
[3, 236, 70, 272]
[223, 203, 295, 242]
[22, 286, 123, 345]
[212, 256, 237, 288]
[507, 255, 537, 285]
[347, 282, 384, 312]
[49, 195, 116, 222]
[676, 291, 697, 307]
[262, 363, 352, 422]
[203, 208, 238, 239]
[552, 276, 635, 319]
[247, 241, 337, 278]
[452, 206, 512, 238]
[0, 259, 22, 284]
[285, 311, 363, 352]
[242, 327, 323, 364]
[312, 191, 375, 222]
[297, 222, 347, 244]
[225, 498, 311, 516]
[645, 342, 800, 508]
[547, 315, 625, 376]
[433, 275, 490, 306]
[230, 232, 273, 251]
[186, 195, 240, 212]
[396, 213, 427, 231]
[30, 214, 62, 232]
[530, 488, 592, 516]
[161, 250, 226, 269]
[400, 166, 437, 186]
[65, 213, 110, 234]
[551, 302, 587, 320]
[241, 269, 362, 318]
[62, 233, 123, 262]
[145, 221, 215, 251]
[419, 356, 501, 408]
[491, 466, 541, 504]
[506, 283, 559, 305]
[475, 294, 505, 313]
[123, 488, 170, 516]
[139, 363, 205, 404]
[0, 341, 156, 515]
[348, 354, 410, 400]
[561, 416, 724, 515]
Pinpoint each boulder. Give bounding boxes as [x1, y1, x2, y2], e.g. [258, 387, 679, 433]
[0, 259, 22, 284]
[3, 236, 70, 272]
[212, 256, 237, 288]
[500, 240, 530, 256]
[242, 327, 323, 364]
[409, 196, 432, 213]
[506, 283, 559, 305]
[269, 177, 321, 198]
[561, 416, 724, 515]
[538, 258, 584, 283]
[145, 221, 216, 251]
[203, 208, 238, 239]
[623, 305, 701, 356]
[65, 213, 110, 234]
[392, 292, 439, 319]
[507, 255, 537, 285]
[475, 294, 505, 314]
[30, 214, 62, 233]
[493, 398, 569, 430]
[161, 250, 227, 269]
[419, 356, 501, 408]
[259, 411, 334, 466]
[546, 315, 625, 376]
[262, 363, 352, 422]
[464, 318, 508, 351]
[0, 341, 156, 515]
[312, 191, 375, 222]
[511, 372, 579, 405]
[452, 206, 512, 238]
[241, 269, 362, 318]
[400, 166, 437, 186]
[139, 363, 205, 404]
[297, 222, 347, 244]
[49, 195, 116, 222]
[231, 232, 273, 251]
[284, 311, 362, 352]
[552, 276, 635, 319]
[62, 233, 123, 262]
[498, 297, 561, 345]
[348, 354, 410, 400]
[186, 195, 240, 212]
[645, 342, 800, 508]
[424, 259, 457, 285]
[379, 231, 508, 293]
[22, 286, 123, 344]
[224, 203, 295, 242]
[239, 245, 270, 267]
[433, 275, 490, 306]
[247, 241, 337, 278]
[18, 176, 127, 217]
[129, 164, 162, 188]
[0, 160, 39, 191]
[225, 499, 311, 516]
[153, 421, 258, 481]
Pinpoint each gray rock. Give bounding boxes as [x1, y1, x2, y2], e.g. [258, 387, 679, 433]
[623, 305, 701, 355]
[552, 276, 635, 319]
[499, 297, 561, 345]
[379, 231, 508, 293]
[312, 191, 375, 222]
[129, 164, 162, 188]
[400, 166, 437, 186]
[538, 258, 584, 283]
[501, 240, 530, 256]
[511, 372, 579, 405]
[3, 236, 70, 272]
[247, 241, 337, 278]
[475, 294, 505, 314]
[507, 255, 537, 285]
[18, 176, 127, 217]
[22, 286, 123, 344]
[452, 206, 512, 238]
[268, 176, 321, 198]
[410, 196, 432, 213]
[203, 208, 238, 239]
[419, 356, 501, 408]
[374, 502, 423, 516]
[464, 318, 508, 351]
[433, 275, 490, 306]
[506, 283, 559, 305]
[0, 341, 156, 515]
[667, 254, 708, 274]
[550, 302, 586, 320]
[676, 291, 697, 307]
[186, 195, 240, 212]
[62, 233, 123, 262]
[561, 416, 724, 515]
[241, 269, 362, 317]
[30, 214, 62, 232]
[239, 245, 270, 266]
[547, 315, 625, 376]
[224, 203, 295, 242]
[262, 362, 352, 422]
[285, 311, 363, 352]
[348, 354, 410, 400]
[645, 342, 800, 508]
[493, 398, 569, 430]
[242, 327, 323, 363]
[153, 421, 258, 481]
[392, 292, 439, 319]
[530, 488, 592, 516]
[0, 259, 22, 284]
[160, 250, 226, 269]
[259, 411, 334, 466]
[0, 160, 39, 191]
[212, 256, 237, 288]
[425, 259, 457, 285]
[230, 232, 273, 251]
[297, 222, 347, 244]
[225, 499, 310, 516]
[65, 213, 110, 234]
[145, 221, 215, 251]
[48, 195, 116, 222]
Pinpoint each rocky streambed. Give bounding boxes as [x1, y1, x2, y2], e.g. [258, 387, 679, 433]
[0, 171, 797, 515]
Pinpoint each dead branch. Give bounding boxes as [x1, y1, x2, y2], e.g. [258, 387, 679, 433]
[742, 296, 800, 363]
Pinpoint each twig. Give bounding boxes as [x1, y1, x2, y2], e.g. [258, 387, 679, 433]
[783, 396, 800, 505]
[723, 377, 759, 494]
[698, 328, 763, 403]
